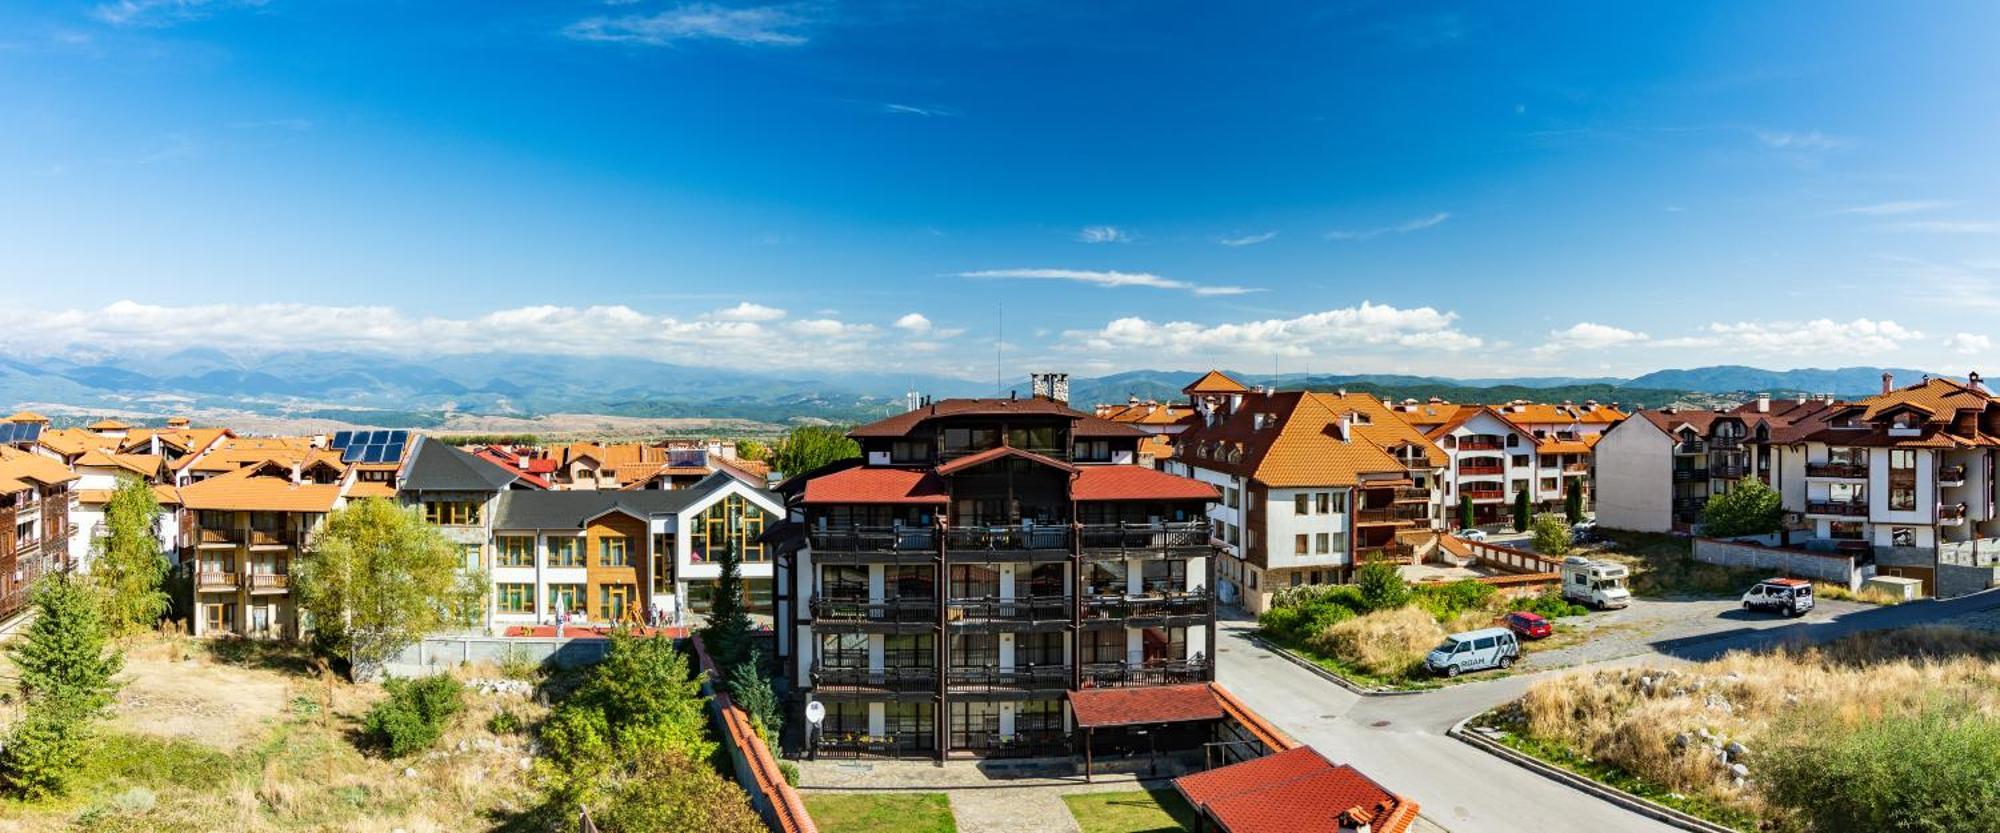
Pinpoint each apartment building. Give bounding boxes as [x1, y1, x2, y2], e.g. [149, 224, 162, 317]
[1593, 393, 1837, 533]
[552, 440, 770, 490]
[1164, 376, 1444, 612]
[0, 445, 78, 619]
[771, 374, 1220, 760]
[1095, 396, 1197, 466]
[1389, 399, 1626, 524]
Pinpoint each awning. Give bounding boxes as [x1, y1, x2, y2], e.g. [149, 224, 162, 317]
[1068, 683, 1225, 729]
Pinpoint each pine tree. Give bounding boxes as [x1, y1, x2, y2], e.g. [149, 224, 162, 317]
[2, 575, 124, 799]
[1457, 494, 1475, 530]
[1511, 488, 1531, 532]
[1563, 478, 1585, 525]
[92, 475, 170, 635]
[702, 541, 752, 672]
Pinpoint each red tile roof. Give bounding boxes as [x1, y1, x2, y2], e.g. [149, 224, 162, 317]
[848, 397, 1145, 439]
[1068, 683, 1225, 728]
[1183, 369, 1251, 394]
[1070, 465, 1220, 502]
[475, 448, 553, 489]
[1175, 746, 1418, 833]
[801, 467, 950, 505]
[935, 445, 1078, 475]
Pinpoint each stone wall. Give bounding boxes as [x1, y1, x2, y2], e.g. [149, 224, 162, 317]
[1936, 563, 2000, 599]
[1693, 538, 1859, 589]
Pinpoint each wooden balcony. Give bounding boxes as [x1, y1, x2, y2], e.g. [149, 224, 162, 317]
[1806, 500, 1868, 518]
[810, 663, 937, 693]
[1675, 440, 1707, 454]
[247, 573, 290, 593]
[1076, 522, 1210, 555]
[1078, 658, 1212, 689]
[1391, 487, 1431, 503]
[1709, 464, 1747, 479]
[1939, 502, 1968, 523]
[1709, 436, 1743, 450]
[1355, 505, 1427, 525]
[1673, 469, 1707, 482]
[946, 595, 1071, 625]
[1806, 463, 1868, 479]
[1939, 465, 1967, 485]
[1081, 590, 1212, 622]
[1458, 464, 1504, 476]
[1462, 489, 1505, 503]
[810, 595, 937, 625]
[194, 528, 242, 547]
[944, 664, 1071, 693]
[248, 529, 297, 548]
[196, 571, 239, 591]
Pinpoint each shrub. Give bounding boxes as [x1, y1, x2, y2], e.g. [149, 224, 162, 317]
[778, 760, 800, 787]
[1311, 607, 1445, 679]
[1411, 580, 1497, 621]
[1699, 479, 1783, 538]
[1763, 701, 2000, 832]
[1, 710, 88, 799]
[487, 709, 523, 735]
[590, 747, 765, 833]
[362, 674, 465, 758]
[496, 646, 540, 681]
[1531, 514, 1572, 557]
[1354, 561, 1410, 613]
[1258, 601, 1356, 644]
[1512, 590, 1589, 619]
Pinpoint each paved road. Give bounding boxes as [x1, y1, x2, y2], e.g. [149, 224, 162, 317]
[1215, 589, 2000, 833]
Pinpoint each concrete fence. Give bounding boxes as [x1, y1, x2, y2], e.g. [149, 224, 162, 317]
[1692, 538, 1861, 590]
[377, 635, 612, 679]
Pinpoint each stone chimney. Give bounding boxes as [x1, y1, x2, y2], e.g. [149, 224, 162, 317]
[1756, 392, 1770, 413]
[1882, 371, 1895, 395]
[1029, 372, 1070, 404]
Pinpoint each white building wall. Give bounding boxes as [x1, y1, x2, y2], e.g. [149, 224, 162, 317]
[1261, 486, 1350, 571]
[1594, 418, 1675, 533]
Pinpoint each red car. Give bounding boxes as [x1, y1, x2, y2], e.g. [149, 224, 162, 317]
[1504, 612, 1553, 640]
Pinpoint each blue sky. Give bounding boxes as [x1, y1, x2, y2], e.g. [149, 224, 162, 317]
[3, 1, 1999, 381]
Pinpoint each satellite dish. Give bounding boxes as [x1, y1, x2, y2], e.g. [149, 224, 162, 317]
[805, 701, 826, 726]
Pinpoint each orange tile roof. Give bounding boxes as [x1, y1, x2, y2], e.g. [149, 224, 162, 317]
[802, 467, 950, 505]
[1177, 391, 1443, 488]
[1070, 465, 1220, 502]
[4, 411, 48, 423]
[1494, 402, 1627, 425]
[1068, 683, 1225, 728]
[1099, 401, 1196, 426]
[849, 398, 1145, 439]
[1532, 437, 1597, 455]
[1857, 376, 1995, 423]
[1182, 370, 1251, 394]
[176, 466, 341, 513]
[1174, 746, 1417, 833]
[345, 481, 397, 499]
[37, 427, 118, 458]
[87, 419, 133, 431]
[1136, 434, 1175, 461]
[75, 449, 163, 478]
[0, 446, 81, 492]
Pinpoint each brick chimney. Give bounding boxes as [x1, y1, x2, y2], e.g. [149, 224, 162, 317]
[1756, 392, 1770, 413]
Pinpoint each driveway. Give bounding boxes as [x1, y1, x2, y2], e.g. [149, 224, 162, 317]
[1214, 589, 2000, 833]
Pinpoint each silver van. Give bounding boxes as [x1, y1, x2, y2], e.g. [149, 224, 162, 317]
[1425, 627, 1520, 677]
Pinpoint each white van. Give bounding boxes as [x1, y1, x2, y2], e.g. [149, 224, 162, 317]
[1425, 627, 1520, 677]
[1741, 578, 1814, 617]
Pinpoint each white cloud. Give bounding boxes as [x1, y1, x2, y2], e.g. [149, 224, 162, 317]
[958, 268, 1258, 296]
[1656, 318, 1922, 355]
[1075, 226, 1132, 244]
[701, 301, 787, 322]
[1835, 200, 1953, 216]
[0, 300, 902, 372]
[92, 0, 266, 27]
[1946, 333, 1992, 355]
[1061, 301, 1481, 359]
[1535, 322, 1649, 355]
[1218, 231, 1278, 247]
[880, 103, 958, 117]
[565, 3, 813, 47]
[1754, 130, 1850, 151]
[1326, 212, 1451, 241]
[893, 313, 932, 333]
[1880, 220, 2000, 234]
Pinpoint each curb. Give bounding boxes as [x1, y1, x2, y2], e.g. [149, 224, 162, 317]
[1446, 713, 1741, 833]
[1244, 633, 1428, 697]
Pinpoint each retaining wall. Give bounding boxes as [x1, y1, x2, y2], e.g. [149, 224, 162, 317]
[377, 635, 611, 679]
[1936, 563, 2000, 599]
[1692, 538, 1859, 590]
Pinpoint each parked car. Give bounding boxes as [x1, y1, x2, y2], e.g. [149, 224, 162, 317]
[1503, 611, 1554, 640]
[1459, 528, 1488, 542]
[1741, 578, 1814, 617]
[1571, 520, 1602, 544]
[1425, 627, 1519, 677]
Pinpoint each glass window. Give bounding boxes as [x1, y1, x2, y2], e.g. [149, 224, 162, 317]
[1018, 631, 1064, 667]
[885, 702, 935, 748]
[598, 536, 631, 567]
[1294, 494, 1310, 515]
[888, 564, 935, 600]
[461, 544, 481, 570]
[423, 500, 480, 526]
[1315, 533, 1330, 554]
[498, 536, 534, 568]
[950, 633, 998, 669]
[497, 583, 535, 613]
[1890, 486, 1916, 511]
[819, 633, 868, 667]
[1083, 561, 1126, 596]
[949, 564, 999, 599]
[689, 494, 773, 563]
[1294, 534, 1309, 555]
[1141, 560, 1186, 593]
[548, 583, 585, 615]
[548, 537, 583, 567]
[1141, 626, 1186, 662]
[884, 633, 934, 668]
[1082, 628, 1126, 664]
[950, 701, 1002, 750]
[599, 584, 635, 620]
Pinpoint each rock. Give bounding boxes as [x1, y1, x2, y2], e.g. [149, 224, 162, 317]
[403, 767, 418, 779]
[457, 740, 469, 753]
[1730, 763, 1750, 778]
[1725, 741, 1748, 758]
[1673, 732, 1692, 749]
[519, 756, 534, 771]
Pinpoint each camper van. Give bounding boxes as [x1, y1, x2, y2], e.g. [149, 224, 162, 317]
[1560, 556, 1631, 609]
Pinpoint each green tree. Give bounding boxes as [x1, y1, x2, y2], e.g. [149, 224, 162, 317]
[1698, 479, 1784, 538]
[1563, 478, 1584, 525]
[1354, 561, 1409, 613]
[734, 439, 770, 462]
[537, 632, 716, 815]
[294, 498, 460, 678]
[448, 566, 490, 631]
[703, 542, 753, 672]
[90, 475, 171, 636]
[1457, 494, 1474, 530]
[769, 425, 859, 477]
[1511, 488, 1531, 532]
[591, 747, 765, 833]
[2, 575, 124, 799]
[1531, 514, 1572, 557]
[727, 649, 781, 746]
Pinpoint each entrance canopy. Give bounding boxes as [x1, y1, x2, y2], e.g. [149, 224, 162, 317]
[1068, 683, 1226, 729]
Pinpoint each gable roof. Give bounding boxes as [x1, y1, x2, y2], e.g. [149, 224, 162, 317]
[1175, 391, 1443, 488]
[0, 446, 80, 493]
[1070, 465, 1221, 502]
[492, 474, 777, 529]
[1174, 746, 1417, 833]
[934, 445, 1078, 475]
[1182, 370, 1251, 395]
[848, 398, 1145, 439]
[802, 467, 950, 505]
[401, 437, 519, 492]
[175, 466, 342, 513]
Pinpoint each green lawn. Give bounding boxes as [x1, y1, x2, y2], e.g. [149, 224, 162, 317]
[804, 792, 957, 833]
[1063, 788, 1198, 833]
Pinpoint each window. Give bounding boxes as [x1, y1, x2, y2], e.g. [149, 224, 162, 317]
[885, 702, 935, 749]
[497, 583, 535, 613]
[548, 583, 585, 615]
[890, 440, 931, 464]
[1829, 522, 1864, 540]
[1141, 559, 1186, 593]
[888, 564, 935, 600]
[461, 544, 481, 570]
[1505, 434, 1519, 447]
[1892, 527, 1915, 547]
[1141, 626, 1187, 662]
[1831, 482, 1867, 503]
[1512, 454, 1531, 468]
[822, 701, 868, 737]
[548, 537, 583, 567]
[1315, 533, 1330, 554]
[1317, 492, 1333, 513]
[689, 494, 773, 563]
[1016, 699, 1062, 737]
[942, 427, 1000, 454]
[950, 633, 998, 669]
[498, 537, 534, 567]
[950, 701, 1002, 750]
[1082, 628, 1126, 664]
[1540, 478, 1557, 492]
[1889, 486, 1917, 511]
[1289, 571, 1302, 587]
[424, 500, 480, 526]
[884, 633, 933, 668]
[1224, 486, 1240, 507]
[1018, 631, 1064, 666]
[1295, 494, 1311, 515]
[1294, 534, 1309, 555]
[820, 632, 868, 667]
[1084, 560, 1127, 596]
[949, 564, 999, 599]
[598, 536, 631, 567]
[199, 510, 232, 530]
[1075, 439, 1113, 462]
[599, 584, 636, 620]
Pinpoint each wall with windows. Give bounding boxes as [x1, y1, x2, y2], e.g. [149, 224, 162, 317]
[673, 484, 783, 616]
[1261, 486, 1350, 572]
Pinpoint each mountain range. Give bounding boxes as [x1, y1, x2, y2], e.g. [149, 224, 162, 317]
[0, 350, 1955, 432]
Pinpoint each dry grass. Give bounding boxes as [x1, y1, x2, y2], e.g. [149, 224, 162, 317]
[1506, 626, 2000, 826]
[1809, 581, 1907, 606]
[0, 633, 550, 833]
[1310, 606, 1445, 679]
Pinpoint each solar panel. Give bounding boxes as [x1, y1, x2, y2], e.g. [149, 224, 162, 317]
[0, 424, 15, 444]
[372, 430, 392, 444]
[342, 445, 367, 463]
[362, 444, 388, 463]
[331, 430, 353, 449]
[20, 423, 41, 442]
[386, 430, 409, 445]
[383, 442, 405, 461]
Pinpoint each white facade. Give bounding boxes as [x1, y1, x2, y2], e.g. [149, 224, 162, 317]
[1592, 417, 1676, 533]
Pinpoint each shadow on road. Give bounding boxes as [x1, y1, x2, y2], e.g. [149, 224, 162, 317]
[1647, 588, 2000, 664]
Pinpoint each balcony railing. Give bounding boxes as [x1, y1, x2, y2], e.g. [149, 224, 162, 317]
[1562, 463, 1590, 474]
[1082, 590, 1212, 620]
[1077, 522, 1209, 552]
[808, 525, 938, 553]
[810, 595, 938, 623]
[1355, 542, 1414, 563]
[1458, 438, 1503, 451]
[1939, 502, 1969, 522]
[810, 663, 937, 692]
[196, 570, 238, 591]
[952, 730, 1070, 758]
[195, 528, 242, 546]
[247, 573, 290, 592]
[1806, 462, 1868, 479]
[1939, 465, 1968, 484]
[1355, 505, 1427, 524]
[945, 526, 1073, 552]
[1709, 436, 1743, 450]
[944, 664, 1071, 691]
[1079, 658, 1212, 688]
[1806, 500, 1868, 518]
[1673, 469, 1707, 482]
[1675, 440, 1707, 454]
[814, 733, 934, 759]
[1673, 497, 1707, 516]
[946, 595, 1071, 623]
[1391, 487, 1431, 503]
[1462, 488, 1505, 502]
[1709, 464, 1747, 479]
[247, 529, 295, 548]
[1458, 464, 1503, 476]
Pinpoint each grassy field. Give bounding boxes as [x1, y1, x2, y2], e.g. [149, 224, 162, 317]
[1470, 626, 2000, 832]
[0, 633, 548, 832]
[1584, 531, 1765, 597]
[1062, 789, 1197, 833]
[802, 793, 957, 833]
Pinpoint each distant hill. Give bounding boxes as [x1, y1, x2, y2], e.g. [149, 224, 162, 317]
[1622, 365, 1949, 398]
